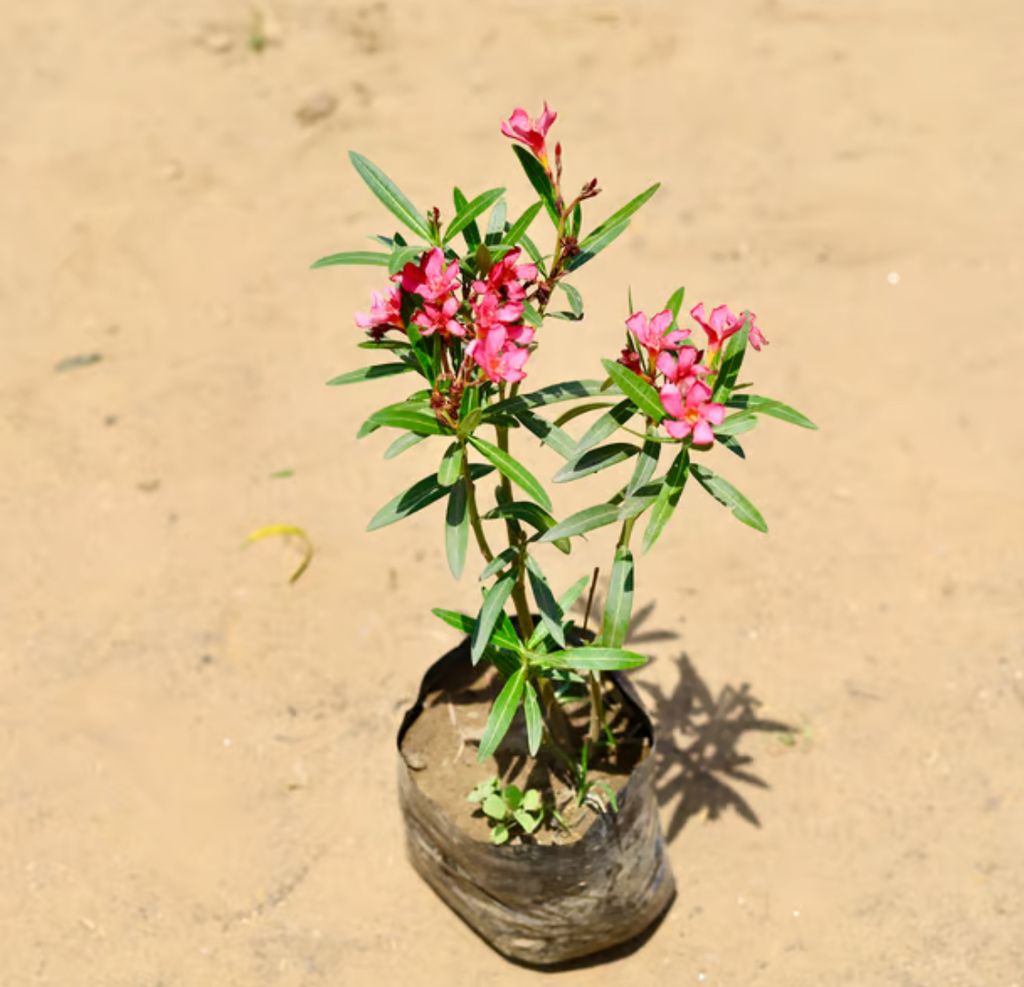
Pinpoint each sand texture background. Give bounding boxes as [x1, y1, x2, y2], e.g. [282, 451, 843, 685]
[2, 0, 1023, 983]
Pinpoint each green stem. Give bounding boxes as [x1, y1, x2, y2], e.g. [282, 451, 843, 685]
[460, 442, 494, 563]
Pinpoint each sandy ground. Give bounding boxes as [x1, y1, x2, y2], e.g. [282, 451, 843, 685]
[2, 0, 1023, 983]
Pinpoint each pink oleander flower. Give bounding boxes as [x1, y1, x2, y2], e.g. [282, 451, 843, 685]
[746, 312, 768, 351]
[500, 103, 557, 165]
[467, 327, 530, 384]
[400, 247, 461, 304]
[660, 379, 725, 445]
[474, 247, 538, 303]
[656, 346, 709, 392]
[412, 295, 464, 338]
[689, 302, 745, 354]
[626, 310, 690, 362]
[472, 290, 525, 335]
[354, 286, 403, 337]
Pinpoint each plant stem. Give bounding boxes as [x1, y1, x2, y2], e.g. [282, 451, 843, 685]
[460, 442, 494, 563]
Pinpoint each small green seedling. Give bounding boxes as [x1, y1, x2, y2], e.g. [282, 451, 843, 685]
[574, 740, 619, 814]
[468, 777, 545, 845]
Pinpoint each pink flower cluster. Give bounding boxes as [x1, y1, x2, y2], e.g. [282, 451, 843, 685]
[354, 246, 539, 384]
[619, 303, 767, 445]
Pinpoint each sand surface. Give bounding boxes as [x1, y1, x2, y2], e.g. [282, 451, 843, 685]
[2, 0, 1023, 983]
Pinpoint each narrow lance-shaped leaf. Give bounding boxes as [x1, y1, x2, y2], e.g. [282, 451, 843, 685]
[349, 150, 434, 242]
[599, 547, 634, 648]
[712, 321, 749, 402]
[527, 572, 593, 651]
[477, 666, 526, 761]
[580, 183, 660, 249]
[665, 286, 686, 326]
[482, 501, 571, 554]
[452, 187, 481, 249]
[467, 435, 552, 512]
[383, 431, 427, 460]
[526, 557, 566, 648]
[601, 359, 665, 422]
[365, 406, 447, 436]
[510, 145, 559, 225]
[388, 244, 424, 277]
[367, 464, 493, 532]
[536, 646, 648, 672]
[564, 219, 630, 272]
[485, 199, 507, 244]
[554, 442, 639, 483]
[690, 463, 767, 533]
[471, 573, 517, 663]
[642, 448, 689, 553]
[537, 503, 623, 543]
[327, 363, 414, 387]
[572, 399, 636, 456]
[484, 379, 612, 420]
[444, 482, 468, 579]
[431, 607, 521, 654]
[514, 410, 576, 460]
[713, 413, 758, 437]
[726, 394, 818, 429]
[437, 442, 463, 487]
[502, 200, 543, 246]
[311, 250, 390, 270]
[479, 546, 519, 582]
[443, 187, 505, 244]
[627, 437, 661, 495]
[522, 681, 543, 757]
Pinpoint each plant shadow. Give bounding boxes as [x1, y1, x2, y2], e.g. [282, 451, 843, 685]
[634, 644, 792, 843]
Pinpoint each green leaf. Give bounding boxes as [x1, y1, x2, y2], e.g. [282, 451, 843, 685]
[726, 394, 818, 429]
[642, 449, 689, 552]
[490, 822, 510, 844]
[485, 199, 507, 244]
[714, 413, 758, 437]
[665, 286, 686, 325]
[601, 359, 665, 421]
[349, 150, 433, 242]
[552, 401, 617, 428]
[521, 301, 542, 327]
[712, 321, 749, 401]
[599, 547, 634, 648]
[368, 464, 492, 531]
[327, 363, 414, 387]
[518, 232, 547, 274]
[467, 776, 500, 803]
[522, 788, 542, 812]
[437, 442, 463, 487]
[444, 482, 468, 579]
[565, 219, 630, 272]
[502, 200, 543, 246]
[559, 282, 583, 317]
[514, 809, 540, 834]
[477, 665, 526, 761]
[485, 379, 612, 420]
[430, 606, 520, 653]
[510, 145, 559, 225]
[554, 442, 639, 483]
[478, 546, 518, 582]
[514, 410, 576, 459]
[526, 557, 566, 648]
[452, 187, 481, 249]
[537, 646, 648, 672]
[311, 250, 390, 269]
[482, 502, 570, 554]
[523, 682, 543, 757]
[471, 573, 517, 662]
[691, 463, 767, 532]
[482, 793, 509, 820]
[467, 435, 552, 511]
[581, 183, 660, 250]
[443, 187, 505, 244]
[365, 406, 447, 436]
[627, 438, 661, 495]
[537, 503, 622, 543]
[572, 400, 636, 456]
[383, 431, 427, 460]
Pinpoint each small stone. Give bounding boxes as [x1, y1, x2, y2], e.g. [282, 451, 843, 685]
[200, 30, 234, 54]
[295, 92, 338, 126]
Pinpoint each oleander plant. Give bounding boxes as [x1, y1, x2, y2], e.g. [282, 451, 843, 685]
[314, 102, 814, 803]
